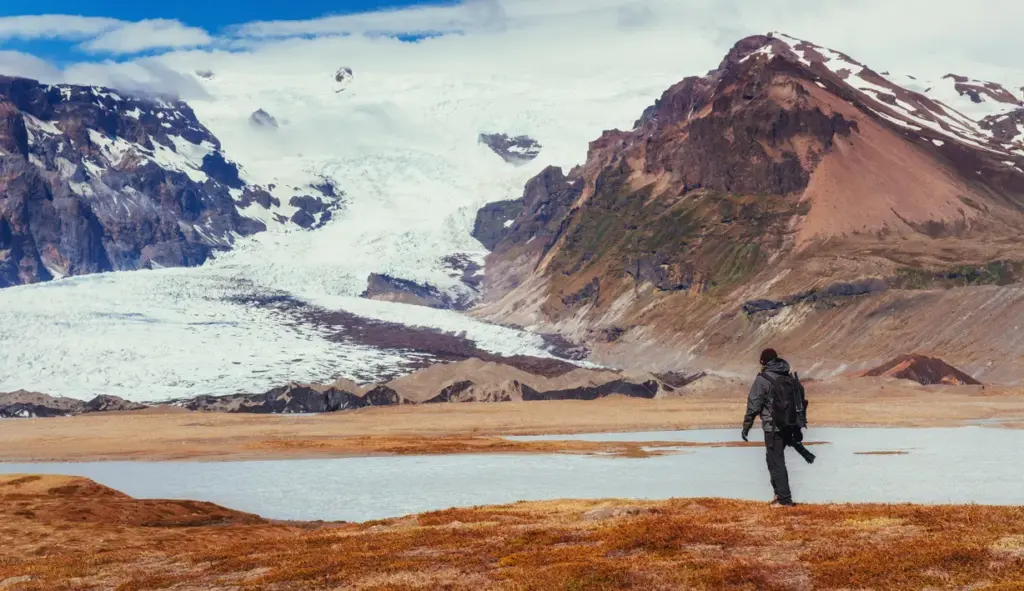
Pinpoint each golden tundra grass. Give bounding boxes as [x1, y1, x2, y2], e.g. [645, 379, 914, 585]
[2, 475, 1023, 590]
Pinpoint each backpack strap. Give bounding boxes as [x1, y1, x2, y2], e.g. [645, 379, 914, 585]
[759, 372, 776, 385]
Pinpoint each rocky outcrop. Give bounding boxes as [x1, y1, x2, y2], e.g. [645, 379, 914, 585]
[334, 67, 354, 93]
[982, 108, 1024, 144]
[943, 74, 1023, 107]
[361, 273, 471, 310]
[472, 199, 523, 250]
[521, 379, 660, 401]
[743, 279, 889, 317]
[0, 391, 143, 417]
[179, 383, 369, 414]
[863, 355, 982, 386]
[249, 109, 278, 128]
[385, 358, 683, 404]
[363, 385, 402, 406]
[82, 395, 147, 413]
[478, 133, 541, 165]
[0, 76, 272, 288]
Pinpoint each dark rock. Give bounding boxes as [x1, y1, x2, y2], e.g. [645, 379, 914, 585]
[0, 403, 75, 418]
[238, 187, 280, 210]
[441, 254, 483, 290]
[981, 108, 1024, 143]
[472, 199, 523, 250]
[200, 152, 243, 189]
[522, 379, 661, 401]
[743, 279, 888, 317]
[289, 195, 325, 215]
[422, 381, 475, 403]
[361, 273, 470, 310]
[82, 395, 146, 413]
[0, 101, 28, 157]
[478, 133, 541, 165]
[334, 67, 354, 93]
[195, 70, 215, 80]
[181, 383, 366, 414]
[0, 390, 86, 417]
[311, 177, 339, 198]
[249, 109, 278, 128]
[653, 371, 706, 389]
[363, 385, 402, 406]
[291, 209, 316, 229]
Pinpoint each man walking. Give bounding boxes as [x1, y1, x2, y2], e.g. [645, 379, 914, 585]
[741, 348, 813, 507]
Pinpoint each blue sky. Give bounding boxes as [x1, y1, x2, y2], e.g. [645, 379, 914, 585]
[0, 0, 431, 29]
[0, 0, 440, 63]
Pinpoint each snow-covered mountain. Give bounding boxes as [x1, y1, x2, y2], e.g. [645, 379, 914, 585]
[0, 76, 343, 288]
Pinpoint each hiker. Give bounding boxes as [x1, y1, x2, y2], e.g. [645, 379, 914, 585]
[741, 348, 814, 507]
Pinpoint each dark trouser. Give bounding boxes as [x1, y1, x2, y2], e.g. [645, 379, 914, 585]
[765, 431, 792, 503]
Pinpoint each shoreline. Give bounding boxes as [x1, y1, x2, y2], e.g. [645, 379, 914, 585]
[2, 384, 1023, 463]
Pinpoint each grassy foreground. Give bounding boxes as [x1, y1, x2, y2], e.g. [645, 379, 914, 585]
[1, 475, 1023, 590]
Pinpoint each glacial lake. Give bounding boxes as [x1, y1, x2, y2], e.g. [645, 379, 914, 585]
[1, 427, 1021, 522]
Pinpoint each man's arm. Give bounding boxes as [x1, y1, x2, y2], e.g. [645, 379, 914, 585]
[742, 376, 766, 435]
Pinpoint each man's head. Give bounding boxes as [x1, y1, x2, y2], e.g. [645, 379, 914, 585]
[760, 348, 779, 366]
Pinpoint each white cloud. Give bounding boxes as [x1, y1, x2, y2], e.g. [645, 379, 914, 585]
[2, 0, 1023, 99]
[78, 19, 213, 54]
[0, 50, 62, 81]
[0, 15, 211, 56]
[62, 58, 211, 100]
[0, 14, 121, 41]
[231, 2, 498, 38]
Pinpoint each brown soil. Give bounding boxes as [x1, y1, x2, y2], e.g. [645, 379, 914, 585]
[2, 474, 1024, 590]
[1, 378, 1021, 462]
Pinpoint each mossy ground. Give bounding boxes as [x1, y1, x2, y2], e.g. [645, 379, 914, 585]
[3, 474, 1023, 590]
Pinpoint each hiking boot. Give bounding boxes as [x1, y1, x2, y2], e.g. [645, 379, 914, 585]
[769, 498, 797, 508]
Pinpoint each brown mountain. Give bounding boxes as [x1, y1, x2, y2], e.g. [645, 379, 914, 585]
[473, 33, 1024, 382]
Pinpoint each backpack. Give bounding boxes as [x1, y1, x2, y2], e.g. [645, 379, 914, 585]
[761, 372, 807, 432]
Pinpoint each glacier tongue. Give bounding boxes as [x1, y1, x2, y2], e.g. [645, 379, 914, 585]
[0, 52, 679, 401]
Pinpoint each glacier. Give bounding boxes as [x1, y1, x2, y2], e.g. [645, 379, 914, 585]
[0, 35, 684, 401]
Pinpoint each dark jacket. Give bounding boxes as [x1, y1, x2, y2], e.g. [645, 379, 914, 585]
[743, 358, 792, 433]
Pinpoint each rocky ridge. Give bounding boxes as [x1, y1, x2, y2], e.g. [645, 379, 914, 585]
[0, 358, 705, 417]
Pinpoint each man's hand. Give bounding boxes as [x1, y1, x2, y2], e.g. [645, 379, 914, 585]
[741, 429, 749, 442]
